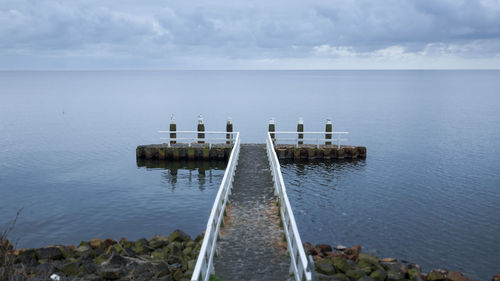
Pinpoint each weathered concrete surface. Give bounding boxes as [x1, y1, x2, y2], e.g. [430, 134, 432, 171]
[275, 144, 367, 160]
[214, 144, 290, 281]
[136, 143, 233, 161]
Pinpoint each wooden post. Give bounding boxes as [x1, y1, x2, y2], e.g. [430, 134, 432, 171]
[325, 117, 332, 145]
[169, 114, 176, 145]
[226, 117, 233, 145]
[297, 117, 304, 145]
[197, 114, 205, 144]
[269, 118, 275, 142]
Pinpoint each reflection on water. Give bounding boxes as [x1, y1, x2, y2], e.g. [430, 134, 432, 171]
[136, 160, 226, 191]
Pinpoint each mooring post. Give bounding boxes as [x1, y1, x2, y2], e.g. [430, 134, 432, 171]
[197, 114, 205, 144]
[169, 114, 176, 145]
[226, 117, 233, 145]
[269, 118, 276, 143]
[297, 117, 304, 146]
[325, 117, 332, 145]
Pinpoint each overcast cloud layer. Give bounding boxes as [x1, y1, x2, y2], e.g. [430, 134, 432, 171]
[1, 0, 500, 69]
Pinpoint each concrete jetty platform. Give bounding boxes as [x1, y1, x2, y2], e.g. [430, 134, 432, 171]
[275, 144, 367, 160]
[136, 143, 233, 161]
[213, 144, 290, 281]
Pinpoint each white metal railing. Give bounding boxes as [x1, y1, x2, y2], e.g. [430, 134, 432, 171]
[266, 132, 314, 281]
[191, 132, 241, 281]
[158, 131, 236, 148]
[272, 131, 349, 149]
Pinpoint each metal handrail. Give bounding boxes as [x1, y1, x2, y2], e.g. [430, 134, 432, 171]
[266, 132, 313, 281]
[272, 131, 349, 149]
[191, 132, 241, 281]
[158, 131, 236, 147]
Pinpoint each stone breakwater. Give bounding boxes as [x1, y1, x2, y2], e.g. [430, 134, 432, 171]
[1, 230, 202, 281]
[304, 242, 498, 281]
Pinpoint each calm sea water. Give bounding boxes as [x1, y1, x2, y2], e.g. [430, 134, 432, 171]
[0, 70, 499, 279]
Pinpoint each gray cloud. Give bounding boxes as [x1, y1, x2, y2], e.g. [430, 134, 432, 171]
[1, 0, 499, 69]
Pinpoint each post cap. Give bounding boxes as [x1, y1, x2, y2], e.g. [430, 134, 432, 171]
[170, 114, 176, 123]
[227, 117, 232, 124]
[269, 118, 275, 125]
[198, 114, 204, 124]
[326, 117, 332, 124]
[298, 117, 304, 124]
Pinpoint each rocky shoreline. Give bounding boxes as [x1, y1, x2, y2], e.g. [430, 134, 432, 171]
[305, 242, 500, 281]
[1, 230, 202, 281]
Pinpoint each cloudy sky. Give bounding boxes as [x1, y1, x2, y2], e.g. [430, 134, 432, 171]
[1, 0, 500, 69]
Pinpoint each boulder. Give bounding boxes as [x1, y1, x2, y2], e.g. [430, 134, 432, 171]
[316, 244, 333, 254]
[359, 253, 379, 265]
[344, 245, 361, 262]
[370, 270, 388, 281]
[346, 269, 366, 280]
[304, 242, 320, 256]
[168, 230, 191, 243]
[493, 274, 500, 281]
[333, 257, 353, 273]
[150, 235, 169, 249]
[90, 238, 104, 250]
[315, 259, 336, 275]
[37, 246, 64, 260]
[103, 239, 117, 250]
[100, 266, 127, 280]
[447, 271, 472, 281]
[332, 273, 350, 281]
[60, 262, 79, 276]
[426, 270, 446, 281]
[104, 253, 127, 267]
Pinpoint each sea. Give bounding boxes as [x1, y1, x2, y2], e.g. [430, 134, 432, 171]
[0, 70, 499, 280]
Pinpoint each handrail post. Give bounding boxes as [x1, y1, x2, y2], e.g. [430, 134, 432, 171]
[269, 118, 276, 144]
[198, 114, 205, 144]
[325, 117, 332, 145]
[169, 115, 177, 145]
[297, 117, 304, 146]
[226, 117, 233, 145]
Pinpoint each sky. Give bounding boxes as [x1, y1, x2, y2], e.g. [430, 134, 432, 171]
[1, 0, 500, 69]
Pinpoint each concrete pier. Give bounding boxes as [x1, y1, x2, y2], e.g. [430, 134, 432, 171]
[214, 144, 289, 280]
[136, 143, 233, 161]
[275, 144, 367, 160]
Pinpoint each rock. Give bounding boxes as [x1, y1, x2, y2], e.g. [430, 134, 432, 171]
[493, 274, 500, 281]
[316, 259, 336, 275]
[104, 253, 127, 267]
[332, 273, 350, 281]
[333, 257, 353, 273]
[168, 241, 183, 255]
[152, 248, 170, 260]
[173, 269, 184, 281]
[90, 238, 104, 249]
[344, 245, 361, 262]
[100, 266, 127, 280]
[336, 245, 347, 251]
[168, 229, 191, 243]
[346, 269, 366, 280]
[150, 234, 169, 249]
[155, 261, 171, 277]
[81, 261, 98, 274]
[359, 253, 379, 265]
[359, 276, 376, 281]
[447, 271, 472, 281]
[37, 246, 64, 260]
[426, 270, 446, 281]
[304, 242, 319, 255]
[60, 262, 80, 276]
[316, 244, 333, 253]
[408, 266, 425, 281]
[387, 270, 405, 281]
[370, 270, 388, 281]
[103, 239, 117, 250]
[382, 258, 397, 263]
[315, 273, 338, 281]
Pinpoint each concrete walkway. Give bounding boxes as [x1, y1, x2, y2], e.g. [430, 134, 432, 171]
[213, 144, 290, 281]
